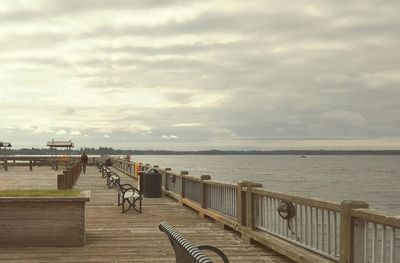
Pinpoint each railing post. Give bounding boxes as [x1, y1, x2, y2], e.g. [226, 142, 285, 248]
[246, 182, 263, 230]
[242, 182, 262, 244]
[57, 174, 64, 190]
[340, 200, 369, 263]
[165, 168, 171, 190]
[237, 181, 250, 226]
[29, 160, 33, 171]
[181, 171, 188, 199]
[4, 158, 7, 171]
[55, 160, 58, 171]
[199, 175, 211, 218]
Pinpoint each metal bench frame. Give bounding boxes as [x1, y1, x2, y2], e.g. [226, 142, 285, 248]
[159, 222, 229, 263]
[115, 179, 142, 213]
[106, 171, 120, 188]
[101, 165, 110, 178]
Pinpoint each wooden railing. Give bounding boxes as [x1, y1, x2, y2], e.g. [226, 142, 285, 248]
[205, 180, 237, 219]
[1, 156, 98, 171]
[111, 158, 138, 179]
[350, 208, 400, 263]
[252, 188, 342, 261]
[110, 157, 400, 263]
[1, 156, 52, 171]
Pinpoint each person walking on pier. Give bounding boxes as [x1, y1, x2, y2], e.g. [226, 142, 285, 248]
[81, 152, 88, 173]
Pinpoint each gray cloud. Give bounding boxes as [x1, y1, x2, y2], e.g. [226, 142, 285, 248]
[0, 0, 399, 149]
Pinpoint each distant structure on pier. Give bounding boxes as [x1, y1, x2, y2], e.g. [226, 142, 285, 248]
[46, 139, 74, 148]
[46, 139, 74, 165]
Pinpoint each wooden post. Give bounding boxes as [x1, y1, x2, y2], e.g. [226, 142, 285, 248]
[4, 158, 7, 172]
[29, 160, 33, 171]
[242, 182, 262, 244]
[353, 218, 366, 263]
[165, 168, 171, 190]
[180, 171, 188, 199]
[57, 174, 64, 190]
[237, 181, 250, 226]
[340, 200, 369, 263]
[64, 171, 70, 189]
[200, 175, 211, 210]
[246, 183, 263, 230]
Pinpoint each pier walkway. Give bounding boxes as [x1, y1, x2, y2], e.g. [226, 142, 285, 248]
[0, 166, 292, 262]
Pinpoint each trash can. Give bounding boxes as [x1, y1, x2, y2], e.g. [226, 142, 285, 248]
[105, 158, 112, 166]
[142, 168, 162, 198]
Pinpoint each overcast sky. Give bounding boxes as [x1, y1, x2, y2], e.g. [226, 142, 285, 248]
[0, 0, 399, 150]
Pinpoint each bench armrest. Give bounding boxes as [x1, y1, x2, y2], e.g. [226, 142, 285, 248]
[120, 183, 135, 190]
[197, 245, 230, 263]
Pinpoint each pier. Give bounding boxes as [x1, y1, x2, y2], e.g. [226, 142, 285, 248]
[0, 162, 292, 262]
[0, 157, 399, 262]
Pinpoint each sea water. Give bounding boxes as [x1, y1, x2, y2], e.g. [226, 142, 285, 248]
[132, 155, 400, 215]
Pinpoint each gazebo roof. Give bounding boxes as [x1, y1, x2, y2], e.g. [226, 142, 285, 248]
[0, 142, 12, 147]
[46, 140, 74, 148]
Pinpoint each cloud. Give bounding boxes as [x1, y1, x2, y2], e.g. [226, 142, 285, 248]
[171, 123, 202, 127]
[70, 130, 82, 136]
[162, 135, 179, 139]
[56, 129, 67, 135]
[0, 0, 399, 149]
[95, 129, 112, 133]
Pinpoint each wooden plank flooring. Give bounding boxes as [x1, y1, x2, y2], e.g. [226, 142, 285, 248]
[0, 166, 293, 262]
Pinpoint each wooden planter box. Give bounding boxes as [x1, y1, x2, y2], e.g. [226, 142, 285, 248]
[0, 191, 90, 247]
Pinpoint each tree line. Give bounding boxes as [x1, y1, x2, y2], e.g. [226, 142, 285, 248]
[2, 147, 400, 155]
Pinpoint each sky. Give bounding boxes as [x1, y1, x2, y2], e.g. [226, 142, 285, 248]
[0, 0, 400, 150]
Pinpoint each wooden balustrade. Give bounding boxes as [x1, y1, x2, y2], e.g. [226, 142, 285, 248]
[113, 158, 399, 263]
[350, 208, 400, 263]
[1, 156, 99, 171]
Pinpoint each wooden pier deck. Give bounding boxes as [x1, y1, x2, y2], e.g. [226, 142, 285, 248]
[0, 166, 293, 263]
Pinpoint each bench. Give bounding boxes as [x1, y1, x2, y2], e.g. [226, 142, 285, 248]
[159, 222, 229, 263]
[115, 178, 142, 213]
[96, 161, 102, 172]
[106, 171, 120, 189]
[101, 165, 110, 178]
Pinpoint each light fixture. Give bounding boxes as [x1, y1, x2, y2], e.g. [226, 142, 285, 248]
[277, 201, 296, 220]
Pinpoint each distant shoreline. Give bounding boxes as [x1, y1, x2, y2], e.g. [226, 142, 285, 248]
[3, 149, 400, 155]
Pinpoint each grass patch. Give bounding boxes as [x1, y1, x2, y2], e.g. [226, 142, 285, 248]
[0, 189, 80, 197]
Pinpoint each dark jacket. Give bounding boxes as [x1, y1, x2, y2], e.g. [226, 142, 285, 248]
[81, 154, 88, 163]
